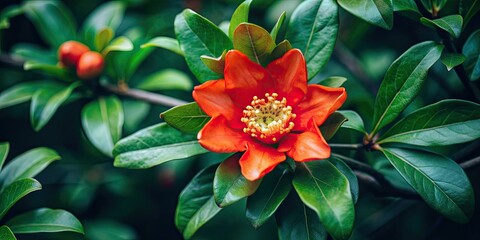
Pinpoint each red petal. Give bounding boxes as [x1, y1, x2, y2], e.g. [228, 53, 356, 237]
[278, 119, 330, 161]
[294, 85, 347, 130]
[193, 79, 244, 129]
[239, 142, 286, 181]
[198, 115, 248, 153]
[224, 50, 273, 108]
[267, 49, 307, 105]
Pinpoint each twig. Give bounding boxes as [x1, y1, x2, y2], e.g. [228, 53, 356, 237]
[460, 156, 480, 169]
[102, 83, 188, 107]
[329, 143, 363, 149]
[0, 53, 24, 67]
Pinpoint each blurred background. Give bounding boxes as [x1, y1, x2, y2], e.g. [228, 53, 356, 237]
[0, 0, 479, 239]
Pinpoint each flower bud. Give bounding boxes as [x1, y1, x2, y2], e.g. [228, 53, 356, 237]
[76, 51, 104, 79]
[58, 41, 90, 67]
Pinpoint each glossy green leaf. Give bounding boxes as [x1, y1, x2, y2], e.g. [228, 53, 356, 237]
[136, 69, 192, 91]
[84, 220, 138, 240]
[81, 2, 125, 49]
[0, 225, 16, 240]
[286, 0, 338, 80]
[420, 15, 463, 38]
[441, 52, 466, 71]
[122, 99, 150, 132]
[460, 0, 480, 28]
[161, 102, 210, 134]
[270, 11, 286, 42]
[23, 61, 69, 79]
[22, 1, 76, 48]
[140, 36, 183, 56]
[81, 96, 124, 157]
[276, 193, 327, 240]
[102, 36, 134, 56]
[379, 100, 480, 146]
[462, 30, 480, 81]
[175, 9, 232, 82]
[200, 50, 226, 75]
[421, 0, 447, 13]
[319, 112, 347, 140]
[381, 148, 474, 223]
[233, 23, 276, 65]
[337, 110, 366, 134]
[0, 5, 23, 30]
[7, 208, 84, 234]
[175, 165, 221, 239]
[11, 43, 56, 65]
[338, 0, 393, 29]
[372, 41, 443, 134]
[0, 82, 53, 110]
[270, 40, 293, 61]
[0, 147, 60, 189]
[319, 76, 347, 87]
[293, 161, 354, 240]
[0, 178, 42, 220]
[213, 154, 261, 207]
[228, 0, 251, 39]
[329, 157, 359, 204]
[393, 0, 420, 14]
[30, 82, 79, 131]
[0, 143, 8, 172]
[113, 123, 208, 169]
[246, 167, 292, 229]
[95, 27, 114, 51]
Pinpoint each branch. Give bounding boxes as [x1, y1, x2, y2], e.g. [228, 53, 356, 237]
[460, 156, 480, 169]
[329, 143, 363, 150]
[102, 83, 188, 107]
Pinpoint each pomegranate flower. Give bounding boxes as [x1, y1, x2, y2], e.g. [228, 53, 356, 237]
[193, 49, 347, 181]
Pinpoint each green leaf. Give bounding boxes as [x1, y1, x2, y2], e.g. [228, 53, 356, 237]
[175, 9, 232, 83]
[0, 5, 23, 30]
[270, 40, 293, 61]
[319, 112, 347, 140]
[276, 193, 327, 240]
[84, 220, 137, 240]
[81, 2, 125, 49]
[0, 82, 52, 110]
[270, 11, 286, 42]
[233, 23, 276, 65]
[0, 148, 60, 189]
[140, 36, 183, 56]
[372, 41, 443, 135]
[136, 69, 192, 91]
[462, 30, 480, 81]
[329, 157, 359, 204]
[338, 0, 393, 29]
[441, 52, 466, 71]
[421, 0, 447, 13]
[11, 43, 57, 65]
[228, 0, 252, 39]
[94, 27, 114, 51]
[337, 110, 366, 134]
[102, 36, 134, 56]
[175, 165, 221, 239]
[286, 0, 338, 80]
[122, 99, 150, 132]
[393, 0, 420, 14]
[81, 96, 124, 157]
[293, 161, 354, 240]
[420, 15, 463, 38]
[113, 123, 208, 169]
[0, 143, 9, 172]
[381, 148, 474, 223]
[7, 208, 84, 234]
[379, 99, 480, 146]
[161, 102, 210, 135]
[319, 76, 347, 88]
[200, 50, 226, 75]
[246, 167, 292, 229]
[460, 0, 480, 28]
[22, 1, 77, 48]
[0, 178, 42, 220]
[0, 225, 16, 240]
[213, 154, 261, 207]
[23, 61, 69, 79]
[30, 82, 79, 131]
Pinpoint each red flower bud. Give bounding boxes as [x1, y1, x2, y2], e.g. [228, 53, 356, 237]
[58, 41, 90, 67]
[76, 51, 104, 79]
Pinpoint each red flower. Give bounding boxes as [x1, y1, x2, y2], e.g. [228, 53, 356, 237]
[193, 49, 347, 181]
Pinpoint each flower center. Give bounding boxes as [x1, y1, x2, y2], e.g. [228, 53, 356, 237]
[241, 93, 296, 143]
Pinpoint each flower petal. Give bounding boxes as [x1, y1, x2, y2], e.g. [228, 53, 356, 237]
[294, 85, 347, 130]
[278, 119, 330, 161]
[198, 115, 248, 152]
[193, 79, 244, 129]
[239, 142, 286, 181]
[224, 50, 274, 108]
[267, 49, 307, 105]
